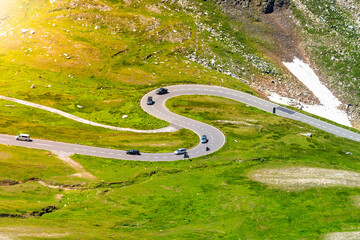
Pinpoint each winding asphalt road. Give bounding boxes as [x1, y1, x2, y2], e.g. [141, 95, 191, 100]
[0, 84, 359, 161]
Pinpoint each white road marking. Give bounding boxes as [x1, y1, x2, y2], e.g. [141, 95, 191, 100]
[35, 143, 52, 147]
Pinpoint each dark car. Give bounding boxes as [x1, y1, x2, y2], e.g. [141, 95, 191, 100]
[126, 150, 141, 155]
[201, 135, 208, 143]
[156, 87, 168, 95]
[147, 96, 154, 105]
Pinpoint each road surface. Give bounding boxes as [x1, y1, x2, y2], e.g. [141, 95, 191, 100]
[0, 84, 359, 161]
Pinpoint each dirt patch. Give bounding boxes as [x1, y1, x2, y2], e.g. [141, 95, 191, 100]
[324, 231, 360, 240]
[0, 179, 19, 186]
[249, 167, 360, 190]
[0, 227, 68, 239]
[217, 0, 304, 61]
[261, 11, 306, 62]
[0, 152, 12, 160]
[69, 172, 84, 178]
[52, 151, 96, 180]
[0, 234, 12, 240]
[55, 194, 63, 201]
[216, 120, 255, 126]
[16, 232, 68, 238]
[37, 180, 83, 191]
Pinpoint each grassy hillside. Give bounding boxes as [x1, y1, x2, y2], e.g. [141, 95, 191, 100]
[0, 0, 257, 144]
[1, 0, 359, 129]
[0, 96, 359, 239]
[0, 0, 360, 239]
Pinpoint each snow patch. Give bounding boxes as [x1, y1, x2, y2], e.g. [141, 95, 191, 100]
[269, 57, 351, 127]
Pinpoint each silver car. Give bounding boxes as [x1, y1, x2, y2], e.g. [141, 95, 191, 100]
[16, 134, 31, 141]
[174, 148, 186, 155]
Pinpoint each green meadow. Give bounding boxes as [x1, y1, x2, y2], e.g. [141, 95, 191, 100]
[0, 96, 359, 239]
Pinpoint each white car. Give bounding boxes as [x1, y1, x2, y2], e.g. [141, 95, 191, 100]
[174, 148, 186, 155]
[16, 134, 31, 141]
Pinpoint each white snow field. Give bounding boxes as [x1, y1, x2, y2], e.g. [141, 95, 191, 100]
[269, 57, 352, 127]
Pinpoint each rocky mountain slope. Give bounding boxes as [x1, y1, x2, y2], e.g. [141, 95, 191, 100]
[191, 0, 360, 126]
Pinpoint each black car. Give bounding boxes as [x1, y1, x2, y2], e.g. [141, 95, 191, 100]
[147, 96, 154, 105]
[156, 87, 168, 95]
[126, 150, 141, 155]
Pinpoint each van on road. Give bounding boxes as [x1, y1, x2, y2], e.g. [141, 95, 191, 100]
[16, 134, 31, 141]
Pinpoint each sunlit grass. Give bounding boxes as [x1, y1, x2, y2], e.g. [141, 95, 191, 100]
[0, 0, 18, 11]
